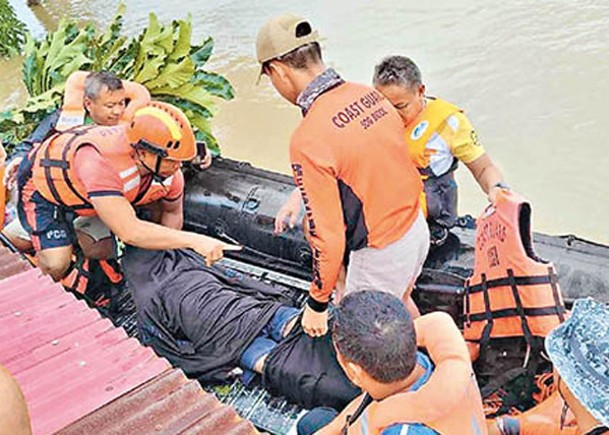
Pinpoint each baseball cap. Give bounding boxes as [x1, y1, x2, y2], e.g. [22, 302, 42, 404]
[545, 298, 609, 427]
[255, 13, 319, 81]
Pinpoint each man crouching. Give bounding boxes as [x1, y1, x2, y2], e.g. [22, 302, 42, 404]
[299, 291, 487, 435]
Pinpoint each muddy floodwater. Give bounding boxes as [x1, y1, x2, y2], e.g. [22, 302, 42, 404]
[2, 0, 609, 243]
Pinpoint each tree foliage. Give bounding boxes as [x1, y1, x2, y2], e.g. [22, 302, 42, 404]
[0, 0, 27, 57]
[0, 3, 234, 154]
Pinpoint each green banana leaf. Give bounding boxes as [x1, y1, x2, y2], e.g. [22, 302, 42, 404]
[1, 3, 234, 156]
[145, 57, 195, 90]
[0, 0, 27, 57]
[194, 70, 235, 100]
[191, 37, 214, 67]
[154, 82, 218, 116]
[168, 18, 192, 62]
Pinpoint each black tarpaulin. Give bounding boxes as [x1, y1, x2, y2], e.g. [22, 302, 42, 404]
[122, 247, 291, 382]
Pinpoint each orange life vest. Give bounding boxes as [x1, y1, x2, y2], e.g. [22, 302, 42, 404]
[29, 125, 141, 216]
[344, 312, 488, 435]
[463, 190, 565, 345]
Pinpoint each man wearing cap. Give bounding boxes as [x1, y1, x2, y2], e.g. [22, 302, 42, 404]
[256, 14, 429, 337]
[545, 298, 609, 435]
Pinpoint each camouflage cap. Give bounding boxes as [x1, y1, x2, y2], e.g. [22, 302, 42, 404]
[545, 298, 609, 427]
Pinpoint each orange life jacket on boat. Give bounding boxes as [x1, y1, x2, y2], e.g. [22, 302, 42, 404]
[29, 125, 141, 216]
[344, 312, 488, 435]
[56, 70, 151, 131]
[463, 190, 566, 345]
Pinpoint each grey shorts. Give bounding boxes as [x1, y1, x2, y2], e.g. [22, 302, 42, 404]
[344, 211, 430, 300]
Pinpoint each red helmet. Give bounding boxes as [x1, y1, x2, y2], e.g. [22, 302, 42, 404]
[127, 101, 196, 161]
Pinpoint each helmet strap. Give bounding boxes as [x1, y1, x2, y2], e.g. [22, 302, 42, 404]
[153, 155, 166, 183]
[135, 149, 168, 184]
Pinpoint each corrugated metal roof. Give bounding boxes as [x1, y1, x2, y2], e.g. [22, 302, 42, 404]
[0, 246, 259, 435]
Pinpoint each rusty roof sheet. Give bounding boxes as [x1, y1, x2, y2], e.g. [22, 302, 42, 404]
[0, 247, 258, 434]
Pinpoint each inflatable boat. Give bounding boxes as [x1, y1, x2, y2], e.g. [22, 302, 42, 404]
[3, 156, 608, 434]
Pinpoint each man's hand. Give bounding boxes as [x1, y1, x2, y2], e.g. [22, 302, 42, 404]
[190, 234, 242, 266]
[302, 304, 329, 337]
[3, 157, 23, 191]
[198, 151, 212, 170]
[274, 188, 302, 234]
[488, 183, 508, 205]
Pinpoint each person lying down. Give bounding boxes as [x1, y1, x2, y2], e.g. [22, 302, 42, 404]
[121, 246, 361, 410]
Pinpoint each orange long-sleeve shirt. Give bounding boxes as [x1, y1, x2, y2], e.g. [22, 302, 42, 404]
[290, 80, 423, 305]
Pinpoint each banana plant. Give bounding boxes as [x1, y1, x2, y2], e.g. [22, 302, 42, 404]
[0, 0, 27, 58]
[0, 3, 234, 155]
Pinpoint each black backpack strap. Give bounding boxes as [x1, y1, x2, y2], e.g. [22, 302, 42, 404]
[342, 394, 374, 434]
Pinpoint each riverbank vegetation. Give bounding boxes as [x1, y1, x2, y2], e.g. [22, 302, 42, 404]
[0, 0, 27, 57]
[0, 3, 234, 154]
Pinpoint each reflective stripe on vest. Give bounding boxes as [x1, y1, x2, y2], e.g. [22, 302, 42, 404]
[463, 190, 565, 343]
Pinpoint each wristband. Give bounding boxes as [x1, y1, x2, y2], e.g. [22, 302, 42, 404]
[306, 296, 329, 313]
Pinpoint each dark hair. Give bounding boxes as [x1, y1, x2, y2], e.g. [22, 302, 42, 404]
[84, 71, 123, 101]
[332, 290, 417, 383]
[373, 55, 422, 90]
[263, 42, 323, 73]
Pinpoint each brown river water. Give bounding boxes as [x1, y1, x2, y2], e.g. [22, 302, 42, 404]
[2, 0, 609, 244]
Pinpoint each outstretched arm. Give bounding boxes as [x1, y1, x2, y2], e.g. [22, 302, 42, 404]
[465, 153, 506, 204]
[91, 195, 239, 266]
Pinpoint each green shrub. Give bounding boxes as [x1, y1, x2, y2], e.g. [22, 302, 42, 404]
[0, 3, 234, 154]
[0, 0, 27, 57]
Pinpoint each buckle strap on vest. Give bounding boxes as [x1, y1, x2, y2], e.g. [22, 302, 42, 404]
[548, 266, 566, 322]
[40, 158, 69, 169]
[467, 306, 565, 323]
[467, 274, 554, 294]
[507, 269, 536, 347]
[479, 273, 494, 354]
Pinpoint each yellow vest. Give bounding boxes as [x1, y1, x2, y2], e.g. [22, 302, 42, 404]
[404, 98, 461, 220]
[404, 97, 461, 174]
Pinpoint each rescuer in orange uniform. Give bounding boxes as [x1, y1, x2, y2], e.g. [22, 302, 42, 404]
[17, 101, 238, 282]
[257, 14, 429, 337]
